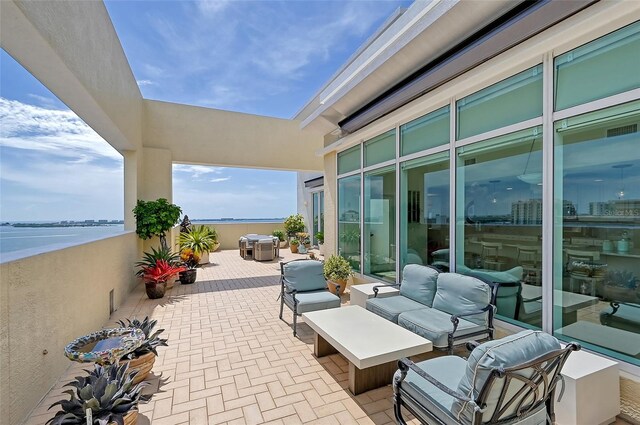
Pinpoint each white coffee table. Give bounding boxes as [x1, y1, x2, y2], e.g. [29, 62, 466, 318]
[302, 306, 432, 395]
[349, 282, 400, 308]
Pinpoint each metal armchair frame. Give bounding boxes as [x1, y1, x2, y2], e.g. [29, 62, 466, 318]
[394, 342, 580, 425]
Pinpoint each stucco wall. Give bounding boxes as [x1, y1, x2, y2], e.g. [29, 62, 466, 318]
[323, 152, 337, 257]
[0, 232, 139, 425]
[170, 222, 286, 252]
[143, 100, 323, 172]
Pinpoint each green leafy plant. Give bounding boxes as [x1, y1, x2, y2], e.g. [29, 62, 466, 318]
[178, 225, 217, 255]
[272, 229, 285, 242]
[135, 246, 180, 277]
[284, 214, 305, 236]
[289, 238, 300, 246]
[296, 232, 310, 245]
[117, 316, 168, 359]
[133, 198, 182, 249]
[141, 260, 185, 285]
[339, 227, 360, 244]
[323, 254, 353, 281]
[47, 362, 148, 425]
[315, 231, 324, 244]
[179, 248, 201, 270]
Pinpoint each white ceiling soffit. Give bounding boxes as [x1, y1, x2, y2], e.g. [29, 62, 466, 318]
[296, 0, 515, 134]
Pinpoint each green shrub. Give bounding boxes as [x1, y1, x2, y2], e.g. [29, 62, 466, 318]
[323, 254, 353, 281]
[284, 214, 305, 236]
[133, 198, 182, 249]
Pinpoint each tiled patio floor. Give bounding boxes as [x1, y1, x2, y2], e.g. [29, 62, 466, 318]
[25, 249, 424, 425]
[24, 249, 633, 425]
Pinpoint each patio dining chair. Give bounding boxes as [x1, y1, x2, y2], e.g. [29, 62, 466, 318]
[393, 330, 580, 425]
[279, 259, 341, 336]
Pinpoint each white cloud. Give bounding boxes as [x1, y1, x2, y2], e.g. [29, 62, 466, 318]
[173, 164, 226, 178]
[0, 97, 121, 161]
[136, 79, 155, 86]
[210, 177, 231, 183]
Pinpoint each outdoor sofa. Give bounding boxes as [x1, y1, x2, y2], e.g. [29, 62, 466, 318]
[367, 264, 498, 353]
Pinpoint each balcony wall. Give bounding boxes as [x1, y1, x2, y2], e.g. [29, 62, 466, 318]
[0, 232, 139, 425]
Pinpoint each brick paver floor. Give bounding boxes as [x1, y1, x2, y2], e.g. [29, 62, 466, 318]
[24, 249, 422, 425]
[23, 249, 634, 425]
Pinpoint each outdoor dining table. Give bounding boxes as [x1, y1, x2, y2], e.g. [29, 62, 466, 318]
[243, 234, 274, 242]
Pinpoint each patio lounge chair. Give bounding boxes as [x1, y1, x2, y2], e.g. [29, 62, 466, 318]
[393, 330, 580, 425]
[279, 259, 341, 336]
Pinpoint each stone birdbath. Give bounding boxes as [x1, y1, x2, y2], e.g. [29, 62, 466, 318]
[64, 328, 145, 365]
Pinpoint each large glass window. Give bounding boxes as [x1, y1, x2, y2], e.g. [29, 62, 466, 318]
[364, 130, 395, 167]
[338, 145, 361, 175]
[312, 191, 324, 246]
[553, 101, 640, 366]
[400, 106, 450, 157]
[338, 175, 361, 271]
[555, 21, 640, 111]
[456, 126, 543, 328]
[364, 165, 396, 282]
[457, 65, 543, 140]
[400, 152, 450, 272]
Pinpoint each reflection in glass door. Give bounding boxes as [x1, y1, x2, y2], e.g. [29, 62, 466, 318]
[456, 127, 543, 328]
[553, 101, 640, 366]
[312, 191, 324, 246]
[400, 152, 450, 271]
[364, 166, 396, 282]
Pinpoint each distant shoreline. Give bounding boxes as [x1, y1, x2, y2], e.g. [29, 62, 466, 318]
[7, 223, 123, 228]
[2, 218, 285, 228]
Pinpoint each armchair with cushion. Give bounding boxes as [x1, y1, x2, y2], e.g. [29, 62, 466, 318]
[279, 259, 341, 336]
[393, 330, 580, 425]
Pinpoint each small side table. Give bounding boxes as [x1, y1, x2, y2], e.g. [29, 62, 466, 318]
[555, 349, 619, 425]
[350, 283, 399, 308]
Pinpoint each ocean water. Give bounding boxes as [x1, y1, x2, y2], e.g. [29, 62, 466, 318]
[0, 225, 126, 256]
[0, 219, 285, 258]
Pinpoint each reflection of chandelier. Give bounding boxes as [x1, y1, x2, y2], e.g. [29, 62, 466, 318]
[612, 164, 632, 199]
[517, 138, 542, 184]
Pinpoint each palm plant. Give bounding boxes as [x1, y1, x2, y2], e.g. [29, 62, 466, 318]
[47, 363, 148, 425]
[117, 316, 168, 360]
[178, 225, 216, 255]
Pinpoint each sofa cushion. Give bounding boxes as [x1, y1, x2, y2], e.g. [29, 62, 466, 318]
[399, 264, 439, 307]
[453, 330, 560, 424]
[286, 290, 341, 314]
[432, 273, 491, 326]
[395, 356, 466, 425]
[283, 260, 326, 292]
[398, 308, 484, 348]
[366, 295, 425, 323]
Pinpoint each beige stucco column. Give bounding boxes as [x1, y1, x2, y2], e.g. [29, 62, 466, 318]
[140, 147, 173, 202]
[123, 149, 142, 231]
[323, 152, 337, 257]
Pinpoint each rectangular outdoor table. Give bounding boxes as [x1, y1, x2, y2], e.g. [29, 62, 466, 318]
[521, 284, 598, 325]
[302, 306, 432, 395]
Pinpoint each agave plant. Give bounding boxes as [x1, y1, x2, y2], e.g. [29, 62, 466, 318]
[47, 362, 148, 425]
[117, 316, 168, 360]
[135, 246, 180, 277]
[178, 225, 216, 255]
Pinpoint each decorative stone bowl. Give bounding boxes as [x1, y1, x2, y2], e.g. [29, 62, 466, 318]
[65, 328, 145, 365]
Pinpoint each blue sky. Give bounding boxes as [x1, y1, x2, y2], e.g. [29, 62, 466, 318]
[0, 0, 409, 221]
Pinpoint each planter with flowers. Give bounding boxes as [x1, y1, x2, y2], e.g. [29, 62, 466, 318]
[179, 248, 200, 284]
[141, 260, 185, 299]
[289, 238, 300, 253]
[323, 254, 353, 296]
[135, 246, 181, 290]
[179, 225, 217, 265]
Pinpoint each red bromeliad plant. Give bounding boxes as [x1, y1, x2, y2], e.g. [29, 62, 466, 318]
[142, 260, 185, 285]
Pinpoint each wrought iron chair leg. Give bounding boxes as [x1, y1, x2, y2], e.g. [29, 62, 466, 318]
[279, 296, 284, 320]
[394, 395, 408, 425]
[293, 311, 298, 336]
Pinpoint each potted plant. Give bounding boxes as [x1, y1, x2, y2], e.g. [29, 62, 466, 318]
[316, 231, 325, 255]
[284, 214, 305, 239]
[135, 246, 181, 289]
[47, 362, 148, 425]
[323, 254, 352, 295]
[289, 238, 300, 253]
[179, 225, 216, 264]
[141, 260, 185, 299]
[133, 198, 182, 250]
[179, 248, 200, 284]
[297, 232, 311, 248]
[272, 229, 287, 248]
[117, 316, 168, 384]
[208, 226, 220, 252]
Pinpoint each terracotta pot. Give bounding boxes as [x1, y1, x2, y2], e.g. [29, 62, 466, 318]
[109, 410, 138, 425]
[145, 282, 166, 299]
[123, 351, 156, 384]
[179, 269, 197, 284]
[290, 244, 299, 253]
[327, 279, 347, 295]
